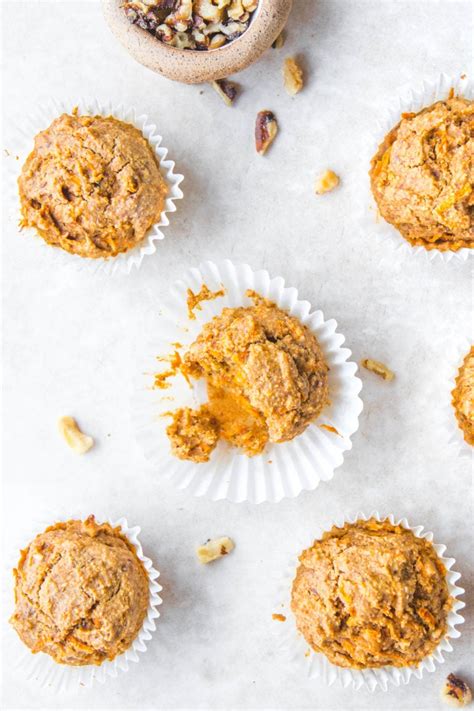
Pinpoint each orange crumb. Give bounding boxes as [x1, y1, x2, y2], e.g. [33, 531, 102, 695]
[272, 613, 286, 622]
[319, 424, 341, 436]
[154, 351, 188, 389]
[187, 284, 225, 320]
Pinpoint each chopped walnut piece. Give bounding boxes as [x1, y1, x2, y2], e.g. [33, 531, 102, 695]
[58, 416, 94, 455]
[242, 0, 258, 9]
[194, 0, 224, 22]
[314, 170, 340, 194]
[227, 0, 244, 20]
[209, 32, 227, 49]
[361, 358, 395, 381]
[283, 57, 303, 96]
[255, 110, 278, 155]
[272, 30, 285, 48]
[442, 674, 473, 707]
[197, 536, 235, 563]
[211, 78, 238, 106]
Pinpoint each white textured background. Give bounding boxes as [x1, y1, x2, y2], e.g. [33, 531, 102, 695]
[1, 1, 472, 709]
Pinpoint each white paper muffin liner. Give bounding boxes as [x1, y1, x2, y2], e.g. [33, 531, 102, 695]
[274, 511, 465, 693]
[6, 515, 163, 691]
[442, 337, 473, 459]
[131, 259, 363, 504]
[355, 72, 473, 263]
[8, 97, 183, 276]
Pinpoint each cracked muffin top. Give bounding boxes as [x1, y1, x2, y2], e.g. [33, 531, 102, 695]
[166, 291, 329, 462]
[370, 96, 474, 251]
[18, 113, 167, 258]
[291, 519, 451, 669]
[10, 515, 149, 666]
[452, 345, 474, 446]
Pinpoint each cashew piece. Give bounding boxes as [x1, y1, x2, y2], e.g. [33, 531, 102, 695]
[58, 416, 94, 454]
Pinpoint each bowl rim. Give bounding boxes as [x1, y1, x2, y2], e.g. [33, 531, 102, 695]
[102, 0, 293, 82]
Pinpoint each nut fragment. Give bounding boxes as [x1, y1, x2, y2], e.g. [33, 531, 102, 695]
[197, 536, 235, 563]
[314, 169, 340, 194]
[272, 30, 285, 49]
[255, 110, 278, 155]
[283, 57, 303, 95]
[58, 416, 94, 454]
[361, 358, 395, 381]
[211, 78, 238, 106]
[442, 674, 473, 707]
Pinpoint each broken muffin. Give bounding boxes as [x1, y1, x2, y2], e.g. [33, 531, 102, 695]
[166, 291, 329, 462]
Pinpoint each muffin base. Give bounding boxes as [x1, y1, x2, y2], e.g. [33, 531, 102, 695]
[8, 516, 162, 690]
[357, 73, 473, 264]
[131, 259, 363, 504]
[10, 98, 183, 276]
[274, 512, 465, 692]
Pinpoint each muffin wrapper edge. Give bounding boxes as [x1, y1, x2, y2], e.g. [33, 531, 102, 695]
[6, 515, 163, 691]
[8, 97, 184, 276]
[354, 72, 473, 264]
[130, 259, 363, 504]
[274, 511, 465, 693]
[442, 337, 473, 459]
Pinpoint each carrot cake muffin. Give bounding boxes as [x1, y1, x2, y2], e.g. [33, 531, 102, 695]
[291, 518, 452, 669]
[452, 345, 474, 445]
[18, 113, 167, 258]
[166, 291, 329, 462]
[370, 96, 474, 251]
[10, 516, 149, 666]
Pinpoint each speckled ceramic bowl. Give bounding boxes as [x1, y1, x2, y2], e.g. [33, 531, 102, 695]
[102, 0, 292, 84]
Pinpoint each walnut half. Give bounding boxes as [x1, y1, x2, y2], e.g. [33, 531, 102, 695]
[255, 110, 278, 155]
[197, 536, 235, 563]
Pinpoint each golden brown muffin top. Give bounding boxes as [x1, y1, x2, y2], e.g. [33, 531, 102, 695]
[10, 515, 150, 666]
[370, 96, 473, 251]
[452, 345, 474, 446]
[291, 519, 451, 669]
[18, 113, 167, 258]
[165, 291, 329, 461]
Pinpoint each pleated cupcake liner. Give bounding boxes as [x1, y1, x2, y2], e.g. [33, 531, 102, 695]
[7, 97, 183, 275]
[354, 72, 473, 264]
[6, 514, 162, 691]
[131, 259, 363, 504]
[274, 511, 465, 692]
